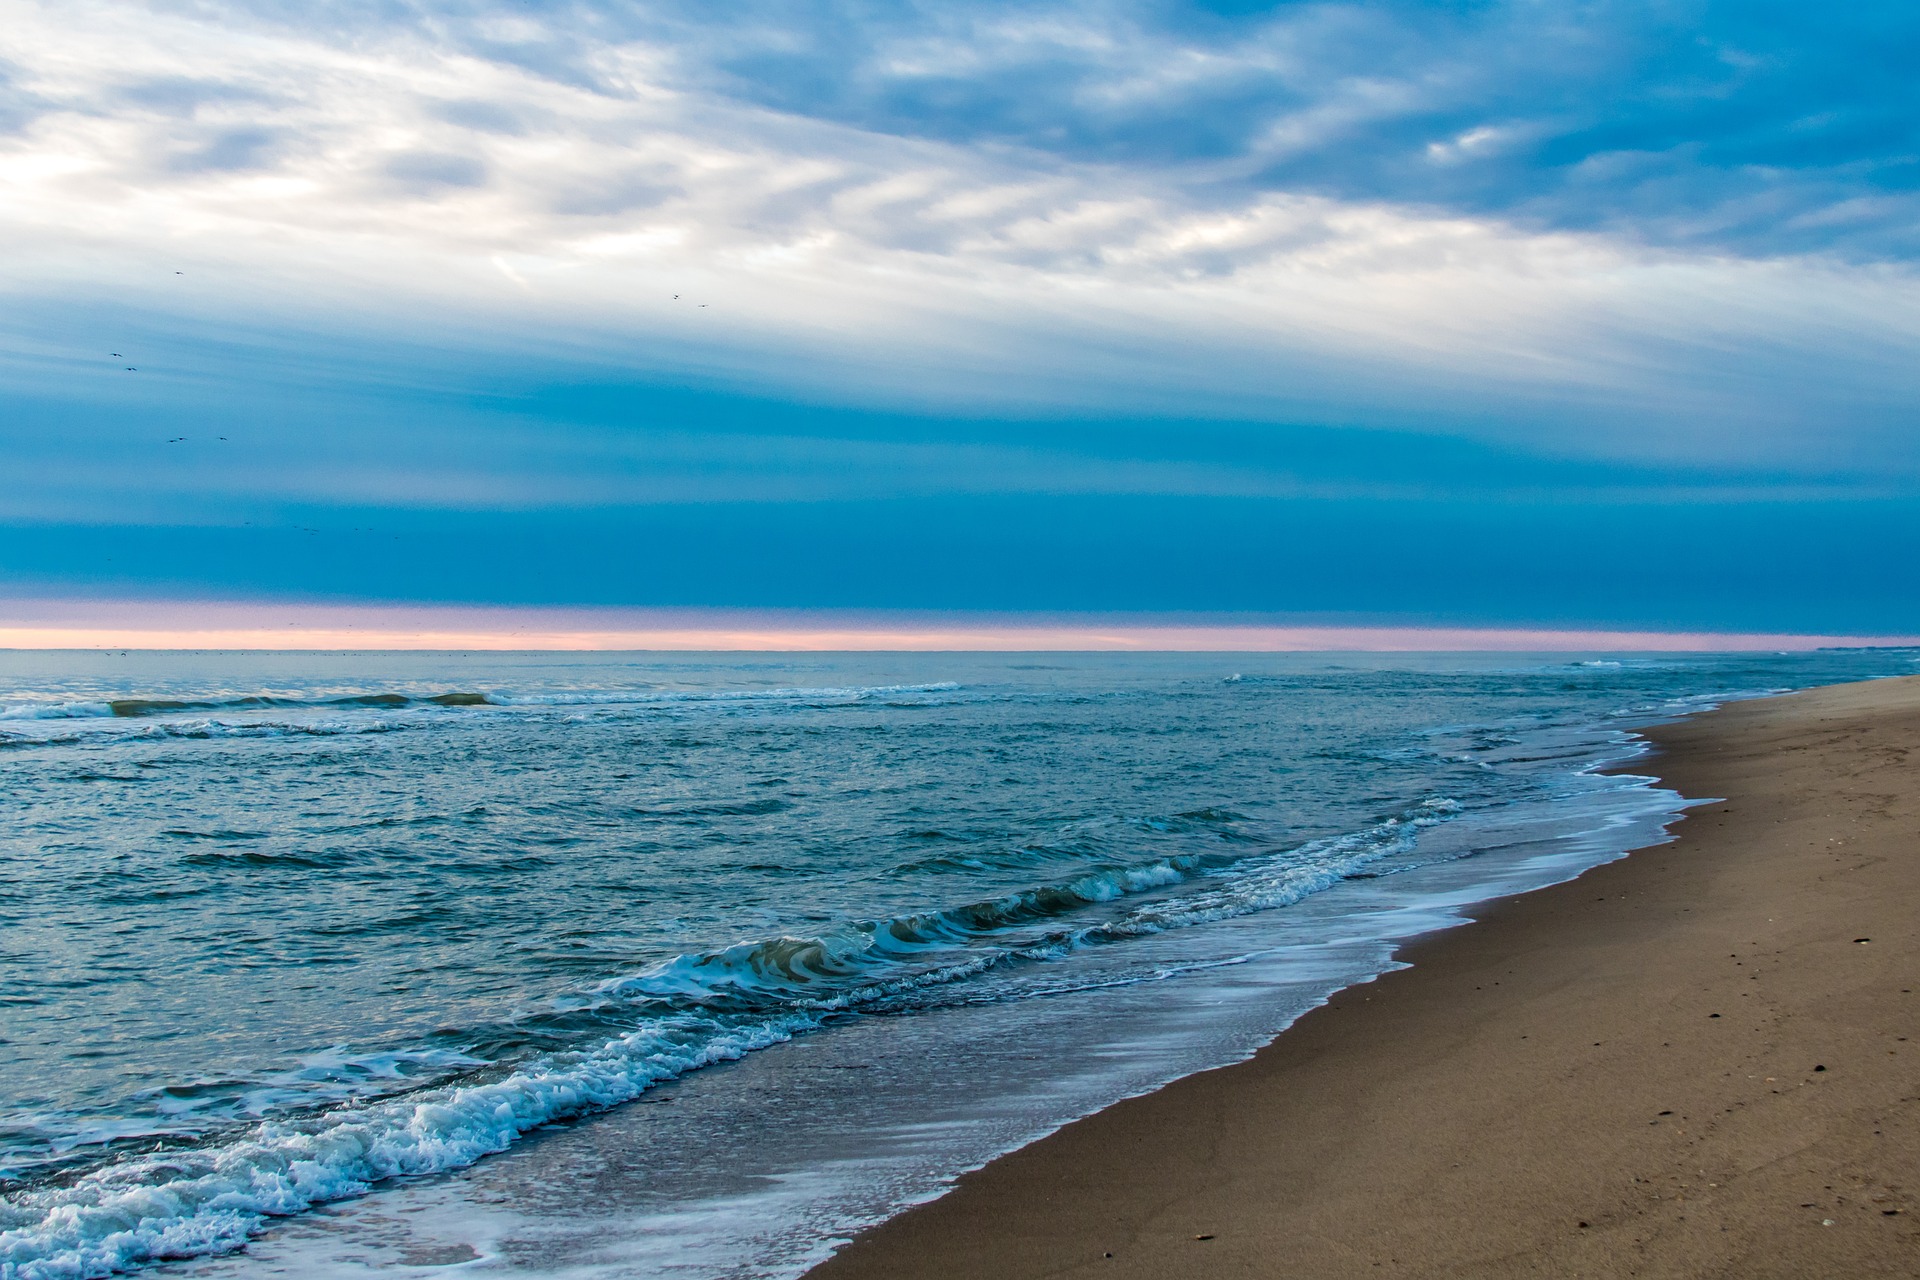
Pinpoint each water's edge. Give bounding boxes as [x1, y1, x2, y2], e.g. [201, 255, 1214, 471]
[792, 720, 1708, 1273]
[192, 703, 1718, 1280]
[15, 657, 1908, 1280]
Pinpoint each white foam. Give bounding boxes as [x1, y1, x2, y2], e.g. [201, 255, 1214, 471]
[0, 1015, 816, 1279]
[484, 682, 962, 708]
[0, 702, 115, 721]
[0, 683, 969, 750]
[2, 799, 1465, 1280]
[0, 689, 1680, 1279]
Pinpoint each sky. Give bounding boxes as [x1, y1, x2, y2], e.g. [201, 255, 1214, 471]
[3, 0, 1918, 640]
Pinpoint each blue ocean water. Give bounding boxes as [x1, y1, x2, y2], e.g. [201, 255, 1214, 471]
[1, 648, 1915, 1279]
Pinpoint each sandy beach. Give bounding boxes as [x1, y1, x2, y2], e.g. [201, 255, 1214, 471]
[808, 675, 1920, 1279]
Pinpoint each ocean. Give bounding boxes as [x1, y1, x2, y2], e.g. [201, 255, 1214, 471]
[2, 648, 1915, 1279]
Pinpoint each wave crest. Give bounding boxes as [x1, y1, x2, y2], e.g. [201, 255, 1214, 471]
[0, 795, 1455, 1279]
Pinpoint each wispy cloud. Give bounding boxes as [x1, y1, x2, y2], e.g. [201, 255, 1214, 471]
[641, 0, 1920, 260]
[3, 0, 1917, 477]
[2, 2, 1917, 626]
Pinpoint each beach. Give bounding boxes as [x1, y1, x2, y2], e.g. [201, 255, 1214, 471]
[8, 653, 1918, 1279]
[808, 674, 1920, 1279]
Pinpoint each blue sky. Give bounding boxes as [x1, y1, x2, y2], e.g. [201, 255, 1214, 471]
[3, 1, 1918, 631]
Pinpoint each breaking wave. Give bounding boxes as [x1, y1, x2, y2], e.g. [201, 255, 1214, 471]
[0, 693, 490, 720]
[0, 798, 1453, 1279]
[0, 682, 962, 721]
[0, 683, 969, 748]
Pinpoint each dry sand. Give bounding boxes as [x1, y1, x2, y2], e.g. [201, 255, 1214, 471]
[807, 675, 1920, 1279]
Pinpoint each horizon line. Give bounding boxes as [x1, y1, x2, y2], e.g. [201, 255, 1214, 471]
[0, 601, 1911, 652]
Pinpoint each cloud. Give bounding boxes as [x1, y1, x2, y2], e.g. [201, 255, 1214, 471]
[0, 57, 51, 134]
[115, 72, 280, 116]
[209, 0, 1910, 261]
[634, 0, 1920, 261]
[165, 125, 281, 172]
[50, 2, 1903, 263]
[1, 0, 1912, 627]
[0, 0, 1916, 494]
[381, 148, 489, 190]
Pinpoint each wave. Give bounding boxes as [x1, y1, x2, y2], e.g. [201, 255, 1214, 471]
[0, 1015, 812, 1279]
[0, 682, 964, 726]
[0, 693, 489, 721]
[0, 797, 1455, 1279]
[0, 683, 971, 754]
[482, 681, 962, 708]
[0, 717, 429, 747]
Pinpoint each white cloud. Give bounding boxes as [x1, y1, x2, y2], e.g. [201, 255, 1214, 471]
[0, 0, 1917, 476]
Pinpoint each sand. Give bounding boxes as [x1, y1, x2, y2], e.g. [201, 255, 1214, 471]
[806, 675, 1920, 1279]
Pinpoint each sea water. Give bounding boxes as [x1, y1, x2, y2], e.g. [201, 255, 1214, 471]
[2, 648, 1915, 1279]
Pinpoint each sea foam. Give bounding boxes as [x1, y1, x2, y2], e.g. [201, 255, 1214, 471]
[0, 803, 1449, 1279]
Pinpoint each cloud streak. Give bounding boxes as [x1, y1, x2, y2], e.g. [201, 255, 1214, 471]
[1, 2, 1916, 627]
[3, 0, 1916, 475]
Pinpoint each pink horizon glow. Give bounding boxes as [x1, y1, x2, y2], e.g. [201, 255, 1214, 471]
[0, 601, 1910, 652]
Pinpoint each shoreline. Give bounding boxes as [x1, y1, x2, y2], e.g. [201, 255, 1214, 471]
[806, 675, 1920, 1278]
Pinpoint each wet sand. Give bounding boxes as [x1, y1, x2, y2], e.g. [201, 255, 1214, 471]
[807, 675, 1920, 1279]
